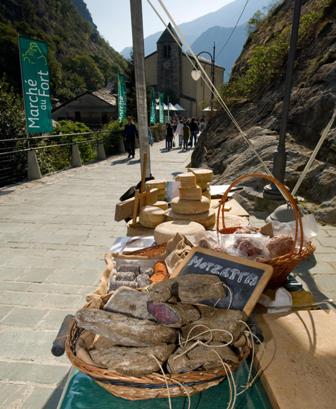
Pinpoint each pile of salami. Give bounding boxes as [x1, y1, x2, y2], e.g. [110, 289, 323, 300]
[75, 274, 248, 376]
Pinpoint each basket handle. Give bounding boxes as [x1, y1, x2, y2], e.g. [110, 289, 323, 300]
[216, 172, 304, 253]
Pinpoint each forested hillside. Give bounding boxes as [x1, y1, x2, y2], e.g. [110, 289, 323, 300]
[0, 0, 127, 102]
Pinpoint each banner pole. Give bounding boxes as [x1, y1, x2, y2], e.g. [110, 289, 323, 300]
[130, 0, 151, 178]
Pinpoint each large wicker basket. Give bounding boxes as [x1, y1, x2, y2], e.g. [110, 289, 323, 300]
[65, 295, 251, 400]
[216, 172, 315, 288]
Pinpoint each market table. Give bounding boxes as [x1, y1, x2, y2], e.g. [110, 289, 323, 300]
[58, 361, 272, 409]
[256, 309, 336, 409]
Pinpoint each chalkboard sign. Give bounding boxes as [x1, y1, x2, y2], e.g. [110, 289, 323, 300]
[173, 247, 273, 316]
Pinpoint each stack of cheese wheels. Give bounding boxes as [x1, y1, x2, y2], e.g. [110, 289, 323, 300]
[154, 220, 205, 244]
[139, 205, 166, 229]
[168, 172, 215, 229]
[145, 179, 167, 201]
[165, 208, 216, 229]
[152, 201, 169, 210]
[189, 168, 213, 199]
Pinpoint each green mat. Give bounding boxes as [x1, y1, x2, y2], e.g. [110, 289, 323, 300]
[59, 362, 272, 409]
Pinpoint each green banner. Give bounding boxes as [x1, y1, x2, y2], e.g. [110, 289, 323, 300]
[150, 88, 156, 125]
[118, 73, 127, 121]
[159, 93, 164, 124]
[18, 36, 53, 134]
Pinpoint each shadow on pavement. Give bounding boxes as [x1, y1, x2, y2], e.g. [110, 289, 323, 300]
[0, 187, 16, 196]
[127, 159, 140, 165]
[110, 158, 129, 166]
[293, 255, 336, 308]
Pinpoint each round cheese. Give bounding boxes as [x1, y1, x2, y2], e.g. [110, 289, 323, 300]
[154, 221, 205, 244]
[166, 208, 216, 229]
[127, 221, 153, 236]
[139, 206, 166, 228]
[179, 185, 202, 201]
[152, 201, 169, 210]
[175, 172, 196, 188]
[145, 179, 167, 190]
[189, 168, 213, 183]
[158, 189, 166, 201]
[171, 196, 210, 215]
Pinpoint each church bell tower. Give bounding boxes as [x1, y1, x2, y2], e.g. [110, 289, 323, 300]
[156, 23, 182, 102]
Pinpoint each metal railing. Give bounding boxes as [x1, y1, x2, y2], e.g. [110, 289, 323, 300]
[0, 130, 123, 187]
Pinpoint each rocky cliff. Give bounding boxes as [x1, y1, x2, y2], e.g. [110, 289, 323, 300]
[192, 0, 336, 223]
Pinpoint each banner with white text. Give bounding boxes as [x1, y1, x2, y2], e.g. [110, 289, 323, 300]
[150, 87, 156, 125]
[159, 92, 164, 124]
[118, 73, 127, 121]
[18, 36, 52, 134]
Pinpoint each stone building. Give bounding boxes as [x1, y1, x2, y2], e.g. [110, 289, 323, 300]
[145, 24, 224, 117]
[52, 87, 117, 129]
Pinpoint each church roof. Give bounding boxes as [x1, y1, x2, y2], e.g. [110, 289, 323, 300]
[157, 23, 182, 46]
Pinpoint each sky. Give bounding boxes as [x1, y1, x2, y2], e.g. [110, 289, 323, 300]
[85, 0, 233, 52]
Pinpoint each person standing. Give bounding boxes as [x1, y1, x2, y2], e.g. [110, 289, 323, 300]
[189, 118, 199, 148]
[182, 121, 190, 151]
[166, 123, 173, 151]
[123, 117, 138, 159]
[175, 119, 184, 148]
[148, 126, 154, 146]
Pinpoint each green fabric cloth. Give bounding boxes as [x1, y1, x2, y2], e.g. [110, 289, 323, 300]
[59, 362, 272, 409]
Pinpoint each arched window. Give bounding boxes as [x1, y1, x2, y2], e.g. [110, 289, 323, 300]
[164, 45, 171, 58]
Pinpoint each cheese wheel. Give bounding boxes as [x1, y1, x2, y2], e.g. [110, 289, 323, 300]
[175, 172, 196, 188]
[127, 221, 153, 237]
[145, 179, 167, 190]
[154, 221, 205, 244]
[166, 208, 216, 229]
[152, 201, 169, 210]
[179, 185, 202, 201]
[171, 196, 210, 215]
[139, 206, 166, 228]
[189, 168, 213, 183]
[158, 190, 166, 201]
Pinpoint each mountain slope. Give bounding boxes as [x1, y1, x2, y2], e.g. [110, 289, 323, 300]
[191, 24, 247, 80]
[121, 0, 274, 58]
[191, 0, 336, 223]
[0, 0, 127, 102]
[72, 0, 96, 28]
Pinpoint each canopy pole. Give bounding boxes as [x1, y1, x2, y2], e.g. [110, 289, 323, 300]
[130, 0, 151, 178]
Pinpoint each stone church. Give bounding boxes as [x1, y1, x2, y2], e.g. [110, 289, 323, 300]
[145, 24, 224, 117]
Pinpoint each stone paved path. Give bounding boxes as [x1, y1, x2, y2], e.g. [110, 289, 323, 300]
[0, 140, 335, 408]
[0, 141, 191, 409]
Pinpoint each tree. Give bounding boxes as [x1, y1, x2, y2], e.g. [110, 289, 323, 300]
[0, 77, 24, 140]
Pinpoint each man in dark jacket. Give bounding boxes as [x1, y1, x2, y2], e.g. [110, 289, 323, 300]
[123, 117, 138, 159]
[189, 118, 199, 148]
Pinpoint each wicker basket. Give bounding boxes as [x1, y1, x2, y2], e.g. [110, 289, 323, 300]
[216, 172, 315, 288]
[65, 296, 251, 400]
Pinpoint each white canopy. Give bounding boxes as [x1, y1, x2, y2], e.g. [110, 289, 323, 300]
[168, 103, 177, 111]
[202, 106, 218, 111]
[174, 103, 185, 111]
[155, 103, 169, 110]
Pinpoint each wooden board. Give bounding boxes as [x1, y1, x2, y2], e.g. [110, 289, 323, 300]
[114, 197, 135, 222]
[172, 247, 272, 316]
[255, 310, 336, 409]
[114, 189, 158, 222]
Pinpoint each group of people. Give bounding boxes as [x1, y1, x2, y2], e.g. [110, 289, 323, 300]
[165, 117, 206, 152]
[123, 116, 207, 159]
